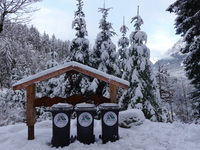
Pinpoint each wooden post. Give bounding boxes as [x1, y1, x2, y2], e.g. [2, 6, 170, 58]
[110, 83, 117, 103]
[26, 84, 36, 140]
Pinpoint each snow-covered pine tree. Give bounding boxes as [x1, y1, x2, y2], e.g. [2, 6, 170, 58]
[119, 7, 162, 121]
[118, 17, 129, 76]
[0, 39, 14, 89]
[43, 35, 59, 98]
[167, 0, 200, 121]
[46, 35, 59, 69]
[67, 0, 90, 65]
[40, 32, 51, 64]
[90, 3, 119, 97]
[117, 17, 129, 102]
[27, 25, 41, 51]
[59, 40, 70, 63]
[55, 0, 91, 98]
[118, 18, 129, 75]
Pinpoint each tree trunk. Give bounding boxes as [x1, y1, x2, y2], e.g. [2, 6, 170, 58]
[170, 101, 174, 122]
[0, 12, 6, 34]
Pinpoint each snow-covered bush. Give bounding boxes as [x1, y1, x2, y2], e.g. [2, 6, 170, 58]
[119, 109, 145, 128]
[36, 106, 52, 122]
[0, 92, 5, 126]
[1, 89, 26, 126]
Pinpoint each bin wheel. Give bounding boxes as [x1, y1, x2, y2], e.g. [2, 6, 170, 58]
[99, 135, 102, 139]
[93, 134, 95, 142]
[51, 137, 53, 144]
[113, 134, 119, 140]
[70, 135, 76, 143]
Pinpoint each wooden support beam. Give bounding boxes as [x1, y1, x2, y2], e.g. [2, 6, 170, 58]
[28, 126, 34, 140]
[26, 84, 36, 140]
[110, 83, 117, 103]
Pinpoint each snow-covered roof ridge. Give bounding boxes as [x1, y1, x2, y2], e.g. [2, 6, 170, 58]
[13, 61, 129, 90]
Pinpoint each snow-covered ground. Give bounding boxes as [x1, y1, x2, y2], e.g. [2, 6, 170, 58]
[0, 119, 200, 150]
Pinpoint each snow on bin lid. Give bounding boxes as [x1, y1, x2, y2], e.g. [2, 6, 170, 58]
[75, 103, 96, 111]
[51, 103, 73, 110]
[98, 103, 120, 110]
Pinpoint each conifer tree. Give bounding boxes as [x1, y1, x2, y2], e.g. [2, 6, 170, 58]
[0, 40, 14, 89]
[90, 2, 119, 97]
[54, 0, 91, 97]
[44, 35, 59, 98]
[28, 25, 41, 51]
[46, 35, 59, 69]
[67, 0, 90, 65]
[118, 17, 129, 75]
[119, 7, 162, 121]
[167, 0, 200, 120]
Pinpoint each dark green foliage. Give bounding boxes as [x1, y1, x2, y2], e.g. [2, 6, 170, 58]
[119, 13, 162, 122]
[167, 0, 200, 119]
[90, 4, 119, 97]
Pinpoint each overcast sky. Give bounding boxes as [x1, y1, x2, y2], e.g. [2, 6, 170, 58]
[31, 0, 180, 62]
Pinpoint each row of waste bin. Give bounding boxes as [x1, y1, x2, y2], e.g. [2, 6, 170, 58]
[50, 102, 120, 148]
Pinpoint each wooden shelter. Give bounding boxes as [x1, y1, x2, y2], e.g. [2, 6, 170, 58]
[12, 61, 129, 140]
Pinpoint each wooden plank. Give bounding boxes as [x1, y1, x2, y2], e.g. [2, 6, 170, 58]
[90, 94, 110, 104]
[26, 84, 36, 140]
[34, 97, 67, 107]
[13, 65, 129, 90]
[34, 94, 111, 107]
[13, 66, 74, 90]
[72, 66, 129, 89]
[110, 83, 117, 103]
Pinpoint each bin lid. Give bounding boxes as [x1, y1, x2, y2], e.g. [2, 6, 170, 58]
[75, 103, 96, 111]
[98, 103, 120, 110]
[51, 103, 73, 111]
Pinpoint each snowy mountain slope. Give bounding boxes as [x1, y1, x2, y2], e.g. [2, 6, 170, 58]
[153, 38, 187, 78]
[0, 119, 200, 150]
[165, 38, 186, 56]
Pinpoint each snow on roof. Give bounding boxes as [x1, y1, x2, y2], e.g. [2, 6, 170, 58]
[13, 61, 129, 90]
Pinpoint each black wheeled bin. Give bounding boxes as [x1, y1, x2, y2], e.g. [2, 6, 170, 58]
[75, 103, 96, 144]
[99, 103, 120, 144]
[50, 103, 73, 148]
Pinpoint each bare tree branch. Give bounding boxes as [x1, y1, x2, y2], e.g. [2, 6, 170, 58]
[0, 0, 42, 34]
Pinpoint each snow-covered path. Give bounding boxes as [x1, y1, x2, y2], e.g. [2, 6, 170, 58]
[0, 120, 200, 150]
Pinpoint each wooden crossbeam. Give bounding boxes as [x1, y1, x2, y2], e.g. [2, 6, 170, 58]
[34, 94, 111, 107]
